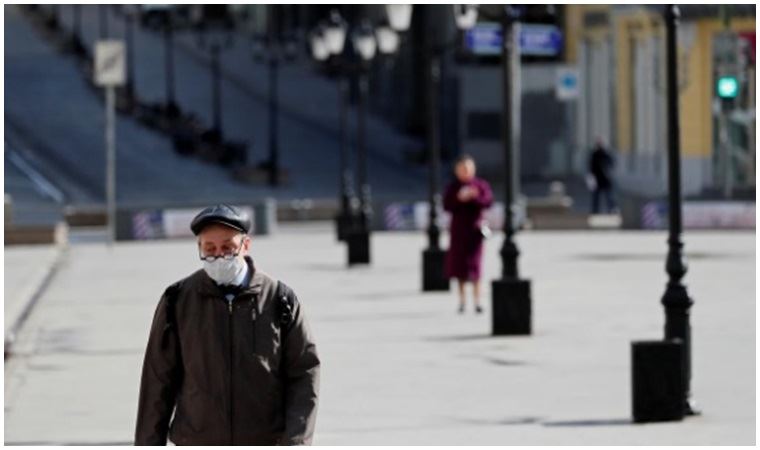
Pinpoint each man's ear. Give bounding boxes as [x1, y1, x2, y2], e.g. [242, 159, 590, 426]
[242, 235, 252, 254]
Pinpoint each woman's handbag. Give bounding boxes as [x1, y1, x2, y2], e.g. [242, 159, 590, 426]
[478, 222, 492, 240]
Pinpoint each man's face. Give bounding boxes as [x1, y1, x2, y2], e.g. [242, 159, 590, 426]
[198, 224, 251, 260]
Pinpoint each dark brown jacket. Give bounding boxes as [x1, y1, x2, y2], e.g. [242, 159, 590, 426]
[135, 257, 320, 445]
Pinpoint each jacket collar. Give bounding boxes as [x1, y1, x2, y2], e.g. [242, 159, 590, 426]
[242, 256, 263, 295]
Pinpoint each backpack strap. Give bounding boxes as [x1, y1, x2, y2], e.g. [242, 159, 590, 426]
[161, 281, 183, 346]
[274, 280, 298, 332]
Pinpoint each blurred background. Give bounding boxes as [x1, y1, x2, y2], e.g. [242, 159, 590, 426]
[5, 4, 755, 240]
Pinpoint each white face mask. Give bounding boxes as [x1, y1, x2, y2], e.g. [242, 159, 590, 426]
[203, 256, 246, 285]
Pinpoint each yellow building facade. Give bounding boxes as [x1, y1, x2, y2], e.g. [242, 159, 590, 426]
[565, 5, 755, 195]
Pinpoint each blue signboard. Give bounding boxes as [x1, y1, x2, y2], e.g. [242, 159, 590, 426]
[464, 22, 502, 56]
[520, 24, 563, 56]
[464, 23, 564, 57]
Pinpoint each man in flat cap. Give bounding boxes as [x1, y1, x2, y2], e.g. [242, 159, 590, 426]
[135, 204, 320, 445]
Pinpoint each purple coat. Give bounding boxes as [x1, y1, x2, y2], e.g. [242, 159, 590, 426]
[443, 177, 494, 281]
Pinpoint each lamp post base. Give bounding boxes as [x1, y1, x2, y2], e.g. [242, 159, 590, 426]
[347, 228, 370, 266]
[631, 340, 685, 423]
[491, 278, 531, 335]
[422, 247, 449, 291]
[335, 210, 354, 242]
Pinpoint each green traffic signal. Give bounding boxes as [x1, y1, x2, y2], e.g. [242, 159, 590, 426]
[717, 76, 739, 99]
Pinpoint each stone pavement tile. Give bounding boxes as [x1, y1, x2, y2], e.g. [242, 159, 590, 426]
[3, 225, 755, 445]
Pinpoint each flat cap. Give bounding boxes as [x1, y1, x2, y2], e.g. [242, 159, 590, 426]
[190, 203, 251, 235]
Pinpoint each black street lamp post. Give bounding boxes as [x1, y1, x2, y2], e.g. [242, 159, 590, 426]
[491, 6, 532, 335]
[421, 5, 478, 292]
[335, 75, 354, 240]
[631, 5, 697, 423]
[120, 5, 138, 105]
[660, 4, 697, 416]
[421, 52, 448, 291]
[346, 21, 376, 265]
[314, 10, 357, 242]
[250, 5, 298, 187]
[197, 20, 233, 144]
[267, 47, 280, 186]
[345, 10, 409, 266]
[210, 42, 223, 139]
[311, 7, 408, 265]
[162, 19, 180, 118]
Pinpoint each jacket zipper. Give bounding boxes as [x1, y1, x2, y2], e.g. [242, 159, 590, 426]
[228, 296, 234, 445]
[251, 295, 258, 354]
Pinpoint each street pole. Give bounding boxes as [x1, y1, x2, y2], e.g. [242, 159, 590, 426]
[347, 68, 371, 265]
[422, 52, 449, 291]
[491, 8, 532, 335]
[267, 6, 281, 187]
[105, 85, 117, 247]
[719, 107, 732, 198]
[335, 74, 354, 241]
[661, 4, 697, 416]
[211, 43, 223, 140]
[125, 12, 136, 102]
[163, 24, 179, 117]
[268, 52, 280, 186]
[358, 72, 371, 231]
[501, 13, 518, 280]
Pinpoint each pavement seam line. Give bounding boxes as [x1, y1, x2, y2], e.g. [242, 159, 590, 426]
[4, 244, 69, 360]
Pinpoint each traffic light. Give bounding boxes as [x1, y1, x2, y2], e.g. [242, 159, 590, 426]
[713, 31, 742, 109]
[716, 75, 739, 99]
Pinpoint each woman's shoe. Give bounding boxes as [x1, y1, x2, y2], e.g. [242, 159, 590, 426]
[475, 305, 483, 314]
[458, 304, 465, 314]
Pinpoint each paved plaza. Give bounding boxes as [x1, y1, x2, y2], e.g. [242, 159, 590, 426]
[3, 224, 755, 445]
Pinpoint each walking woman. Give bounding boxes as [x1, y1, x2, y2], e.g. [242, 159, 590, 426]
[443, 155, 493, 314]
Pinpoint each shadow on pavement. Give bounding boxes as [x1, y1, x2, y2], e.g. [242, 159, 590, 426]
[349, 289, 425, 301]
[451, 416, 631, 428]
[542, 418, 632, 427]
[450, 416, 542, 426]
[569, 252, 747, 262]
[425, 334, 526, 342]
[484, 357, 527, 367]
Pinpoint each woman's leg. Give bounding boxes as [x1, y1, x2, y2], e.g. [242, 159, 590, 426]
[457, 278, 467, 312]
[472, 279, 482, 313]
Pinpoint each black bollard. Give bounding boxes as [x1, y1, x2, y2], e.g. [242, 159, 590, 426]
[632, 340, 685, 423]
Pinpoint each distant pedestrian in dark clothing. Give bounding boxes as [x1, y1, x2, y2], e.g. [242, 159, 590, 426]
[443, 155, 493, 314]
[588, 138, 617, 214]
